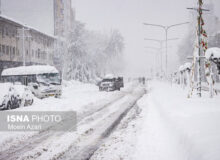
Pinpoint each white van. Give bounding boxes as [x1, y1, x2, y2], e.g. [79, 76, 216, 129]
[1, 65, 62, 99]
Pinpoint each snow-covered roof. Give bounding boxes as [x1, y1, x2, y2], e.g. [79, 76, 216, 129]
[0, 14, 56, 39]
[205, 47, 220, 59]
[1, 65, 59, 76]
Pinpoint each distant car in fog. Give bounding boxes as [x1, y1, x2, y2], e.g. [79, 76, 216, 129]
[98, 75, 124, 91]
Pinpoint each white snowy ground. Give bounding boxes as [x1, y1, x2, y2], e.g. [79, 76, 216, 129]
[0, 80, 131, 153]
[1, 80, 220, 160]
[91, 81, 220, 160]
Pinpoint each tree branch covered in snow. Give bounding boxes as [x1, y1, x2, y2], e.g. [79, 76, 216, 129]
[60, 21, 124, 82]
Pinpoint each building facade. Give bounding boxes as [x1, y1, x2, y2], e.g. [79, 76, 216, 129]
[0, 0, 75, 77]
[0, 15, 55, 76]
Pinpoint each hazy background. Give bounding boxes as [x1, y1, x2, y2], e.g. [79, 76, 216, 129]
[73, 0, 220, 76]
[2, 0, 220, 76]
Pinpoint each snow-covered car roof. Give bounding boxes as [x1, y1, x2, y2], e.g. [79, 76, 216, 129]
[1, 65, 59, 76]
[205, 47, 220, 59]
[104, 74, 115, 79]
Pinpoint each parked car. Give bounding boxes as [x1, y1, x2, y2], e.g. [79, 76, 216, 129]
[99, 75, 124, 92]
[13, 83, 34, 106]
[0, 83, 34, 110]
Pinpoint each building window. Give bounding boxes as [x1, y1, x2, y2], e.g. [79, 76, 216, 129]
[6, 46, 9, 55]
[2, 45, 5, 54]
[10, 46, 12, 55]
[37, 49, 40, 59]
[35, 50, 37, 58]
[12, 29, 16, 37]
[5, 28, 8, 36]
[32, 50, 34, 58]
[13, 47, 15, 55]
[2, 27, 4, 38]
[17, 49, 19, 55]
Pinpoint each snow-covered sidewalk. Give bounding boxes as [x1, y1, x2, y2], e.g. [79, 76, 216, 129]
[134, 81, 220, 160]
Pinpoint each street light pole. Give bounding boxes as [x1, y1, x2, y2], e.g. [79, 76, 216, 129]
[0, 0, 1, 15]
[165, 29, 168, 75]
[143, 22, 189, 76]
[17, 26, 30, 66]
[187, 2, 209, 97]
[144, 38, 179, 74]
[22, 27, 25, 66]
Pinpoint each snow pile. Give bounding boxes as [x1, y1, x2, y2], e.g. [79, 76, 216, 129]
[205, 47, 220, 59]
[1, 65, 59, 76]
[179, 62, 192, 72]
[134, 81, 220, 160]
[184, 62, 192, 69]
[179, 65, 184, 72]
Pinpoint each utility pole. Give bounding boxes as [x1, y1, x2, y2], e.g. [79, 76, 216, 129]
[187, 0, 209, 97]
[17, 26, 31, 66]
[22, 27, 25, 66]
[0, 0, 2, 14]
[143, 22, 189, 76]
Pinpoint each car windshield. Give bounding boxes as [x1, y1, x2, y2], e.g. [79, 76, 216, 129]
[37, 73, 61, 85]
[102, 78, 114, 82]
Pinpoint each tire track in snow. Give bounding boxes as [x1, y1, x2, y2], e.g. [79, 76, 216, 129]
[53, 87, 146, 160]
[0, 85, 138, 160]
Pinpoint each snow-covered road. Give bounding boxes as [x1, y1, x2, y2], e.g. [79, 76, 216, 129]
[0, 81, 146, 160]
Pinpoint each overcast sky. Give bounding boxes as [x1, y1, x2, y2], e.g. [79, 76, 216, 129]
[73, 0, 220, 76]
[1, 0, 53, 35]
[2, 0, 220, 76]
